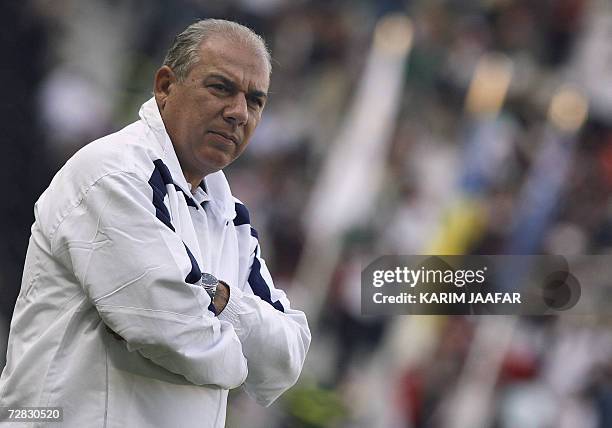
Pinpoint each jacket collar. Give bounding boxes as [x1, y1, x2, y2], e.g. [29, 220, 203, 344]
[139, 97, 237, 221]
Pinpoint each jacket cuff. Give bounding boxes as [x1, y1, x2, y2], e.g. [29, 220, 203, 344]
[218, 285, 246, 334]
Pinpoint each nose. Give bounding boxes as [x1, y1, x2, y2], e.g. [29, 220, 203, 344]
[223, 93, 248, 127]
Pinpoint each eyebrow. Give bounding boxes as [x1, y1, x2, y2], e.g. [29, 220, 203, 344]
[207, 73, 268, 100]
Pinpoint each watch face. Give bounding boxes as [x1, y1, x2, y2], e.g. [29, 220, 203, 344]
[200, 273, 219, 287]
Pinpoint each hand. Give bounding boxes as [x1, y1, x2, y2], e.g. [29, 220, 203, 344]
[213, 281, 230, 314]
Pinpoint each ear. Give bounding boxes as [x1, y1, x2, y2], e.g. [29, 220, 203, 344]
[154, 66, 177, 110]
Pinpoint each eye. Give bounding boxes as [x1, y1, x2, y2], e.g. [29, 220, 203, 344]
[247, 96, 264, 109]
[209, 83, 229, 94]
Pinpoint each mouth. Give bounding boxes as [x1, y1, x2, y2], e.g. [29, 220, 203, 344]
[208, 130, 239, 145]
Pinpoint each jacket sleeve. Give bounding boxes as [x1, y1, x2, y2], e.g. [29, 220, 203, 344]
[218, 229, 311, 406]
[50, 170, 248, 389]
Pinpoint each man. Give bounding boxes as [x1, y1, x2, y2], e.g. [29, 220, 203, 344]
[0, 19, 310, 427]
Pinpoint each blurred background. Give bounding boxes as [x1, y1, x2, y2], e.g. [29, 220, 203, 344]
[2, 0, 612, 427]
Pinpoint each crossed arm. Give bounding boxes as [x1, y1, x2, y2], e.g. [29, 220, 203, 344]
[49, 171, 310, 403]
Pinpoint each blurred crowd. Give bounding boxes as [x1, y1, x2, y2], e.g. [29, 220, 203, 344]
[2, 0, 612, 427]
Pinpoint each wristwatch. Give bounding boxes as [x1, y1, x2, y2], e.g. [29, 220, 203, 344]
[200, 273, 219, 299]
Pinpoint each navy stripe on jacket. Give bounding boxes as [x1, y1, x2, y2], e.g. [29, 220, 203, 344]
[234, 202, 285, 312]
[148, 160, 206, 297]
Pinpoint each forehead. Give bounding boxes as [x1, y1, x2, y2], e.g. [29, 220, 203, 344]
[191, 35, 270, 92]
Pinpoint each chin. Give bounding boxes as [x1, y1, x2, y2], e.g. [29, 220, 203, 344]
[200, 158, 232, 175]
[197, 148, 235, 172]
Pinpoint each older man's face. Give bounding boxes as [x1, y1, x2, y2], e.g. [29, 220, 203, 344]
[155, 35, 269, 185]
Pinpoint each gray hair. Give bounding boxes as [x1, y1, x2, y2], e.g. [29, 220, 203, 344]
[163, 19, 271, 82]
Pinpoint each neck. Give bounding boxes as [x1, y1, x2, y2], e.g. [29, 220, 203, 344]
[188, 179, 203, 190]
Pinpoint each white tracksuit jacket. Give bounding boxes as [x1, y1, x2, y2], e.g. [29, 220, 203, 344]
[0, 98, 311, 427]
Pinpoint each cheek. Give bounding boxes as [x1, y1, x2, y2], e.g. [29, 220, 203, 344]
[169, 93, 205, 126]
[164, 100, 190, 131]
[176, 113, 206, 142]
[244, 117, 260, 140]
